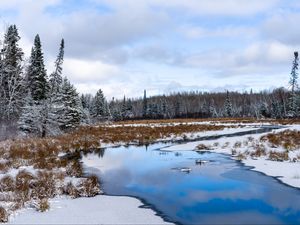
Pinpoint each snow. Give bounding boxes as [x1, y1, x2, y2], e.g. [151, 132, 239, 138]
[161, 126, 261, 151]
[243, 158, 300, 188]
[8, 195, 172, 224]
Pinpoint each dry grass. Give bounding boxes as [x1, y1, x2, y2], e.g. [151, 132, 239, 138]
[268, 151, 289, 161]
[196, 144, 212, 150]
[0, 207, 8, 223]
[115, 117, 300, 125]
[261, 130, 300, 150]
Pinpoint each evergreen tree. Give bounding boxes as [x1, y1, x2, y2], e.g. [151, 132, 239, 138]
[26, 34, 48, 101]
[1, 25, 24, 118]
[59, 78, 81, 130]
[18, 92, 41, 136]
[288, 51, 299, 117]
[224, 91, 233, 117]
[91, 89, 109, 119]
[142, 90, 147, 118]
[49, 39, 64, 94]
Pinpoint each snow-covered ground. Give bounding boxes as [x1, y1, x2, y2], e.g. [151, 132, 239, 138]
[163, 125, 300, 188]
[8, 195, 172, 224]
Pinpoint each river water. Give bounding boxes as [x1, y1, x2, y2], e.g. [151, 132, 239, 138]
[83, 127, 300, 225]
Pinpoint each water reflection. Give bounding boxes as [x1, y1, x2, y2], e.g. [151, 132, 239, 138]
[83, 144, 300, 225]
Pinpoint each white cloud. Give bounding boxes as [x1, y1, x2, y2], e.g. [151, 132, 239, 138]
[64, 58, 121, 84]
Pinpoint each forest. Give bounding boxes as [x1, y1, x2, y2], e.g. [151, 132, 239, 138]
[0, 24, 299, 140]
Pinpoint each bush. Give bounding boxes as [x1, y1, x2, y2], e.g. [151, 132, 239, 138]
[36, 198, 50, 212]
[196, 144, 212, 150]
[78, 176, 101, 197]
[66, 160, 83, 177]
[15, 170, 35, 204]
[0, 207, 8, 223]
[0, 175, 15, 192]
[269, 151, 289, 162]
[31, 171, 56, 199]
[64, 182, 79, 199]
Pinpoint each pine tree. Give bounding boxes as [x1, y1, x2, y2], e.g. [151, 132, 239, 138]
[59, 78, 82, 131]
[288, 51, 299, 117]
[142, 90, 147, 118]
[91, 89, 109, 120]
[49, 39, 64, 94]
[47, 39, 65, 134]
[26, 34, 48, 102]
[18, 92, 41, 136]
[224, 91, 233, 117]
[1, 25, 24, 119]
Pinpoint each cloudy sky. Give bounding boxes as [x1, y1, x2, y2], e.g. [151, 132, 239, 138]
[0, 0, 299, 99]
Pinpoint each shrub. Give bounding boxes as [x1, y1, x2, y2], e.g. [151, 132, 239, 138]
[78, 176, 101, 197]
[0, 175, 15, 192]
[269, 151, 289, 162]
[196, 144, 212, 150]
[31, 171, 56, 199]
[36, 198, 50, 212]
[15, 170, 35, 204]
[0, 207, 8, 222]
[66, 160, 83, 177]
[64, 182, 79, 199]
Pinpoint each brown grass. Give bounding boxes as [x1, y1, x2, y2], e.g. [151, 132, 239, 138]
[261, 130, 300, 150]
[0, 207, 8, 223]
[269, 151, 289, 161]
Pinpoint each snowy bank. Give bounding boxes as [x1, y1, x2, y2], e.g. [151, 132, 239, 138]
[9, 195, 172, 224]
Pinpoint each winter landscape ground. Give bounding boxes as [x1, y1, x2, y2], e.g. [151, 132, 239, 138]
[0, 118, 299, 224]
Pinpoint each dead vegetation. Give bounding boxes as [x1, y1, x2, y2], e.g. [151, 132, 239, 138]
[260, 130, 300, 151]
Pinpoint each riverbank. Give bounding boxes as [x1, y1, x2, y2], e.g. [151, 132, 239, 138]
[8, 195, 172, 224]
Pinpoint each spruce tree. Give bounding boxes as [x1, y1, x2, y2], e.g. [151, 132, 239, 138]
[224, 91, 233, 117]
[59, 77, 81, 130]
[91, 89, 110, 120]
[49, 39, 64, 94]
[142, 90, 147, 118]
[1, 25, 24, 118]
[26, 34, 48, 102]
[288, 51, 299, 117]
[18, 92, 40, 136]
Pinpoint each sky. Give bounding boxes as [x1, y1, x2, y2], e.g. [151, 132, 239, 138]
[0, 0, 299, 99]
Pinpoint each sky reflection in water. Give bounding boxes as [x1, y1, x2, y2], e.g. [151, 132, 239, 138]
[84, 144, 300, 225]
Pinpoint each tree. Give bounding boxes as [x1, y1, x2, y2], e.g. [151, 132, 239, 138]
[26, 34, 48, 102]
[49, 39, 64, 94]
[59, 78, 81, 131]
[287, 51, 299, 117]
[91, 89, 110, 120]
[224, 91, 233, 117]
[0, 25, 24, 119]
[18, 92, 41, 136]
[142, 90, 147, 117]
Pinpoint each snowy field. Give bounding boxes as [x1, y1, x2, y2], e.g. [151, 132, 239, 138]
[8, 195, 172, 224]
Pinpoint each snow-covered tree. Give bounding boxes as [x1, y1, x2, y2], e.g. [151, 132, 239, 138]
[18, 92, 41, 136]
[91, 89, 110, 120]
[49, 39, 64, 94]
[224, 91, 233, 117]
[0, 25, 24, 119]
[26, 34, 48, 102]
[142, 90, 147, 117]
[287, 51, 299, 117]
[59, 78, 82, 131]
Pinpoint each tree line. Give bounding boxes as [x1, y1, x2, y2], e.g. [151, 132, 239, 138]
[0, 24, 299, 139]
